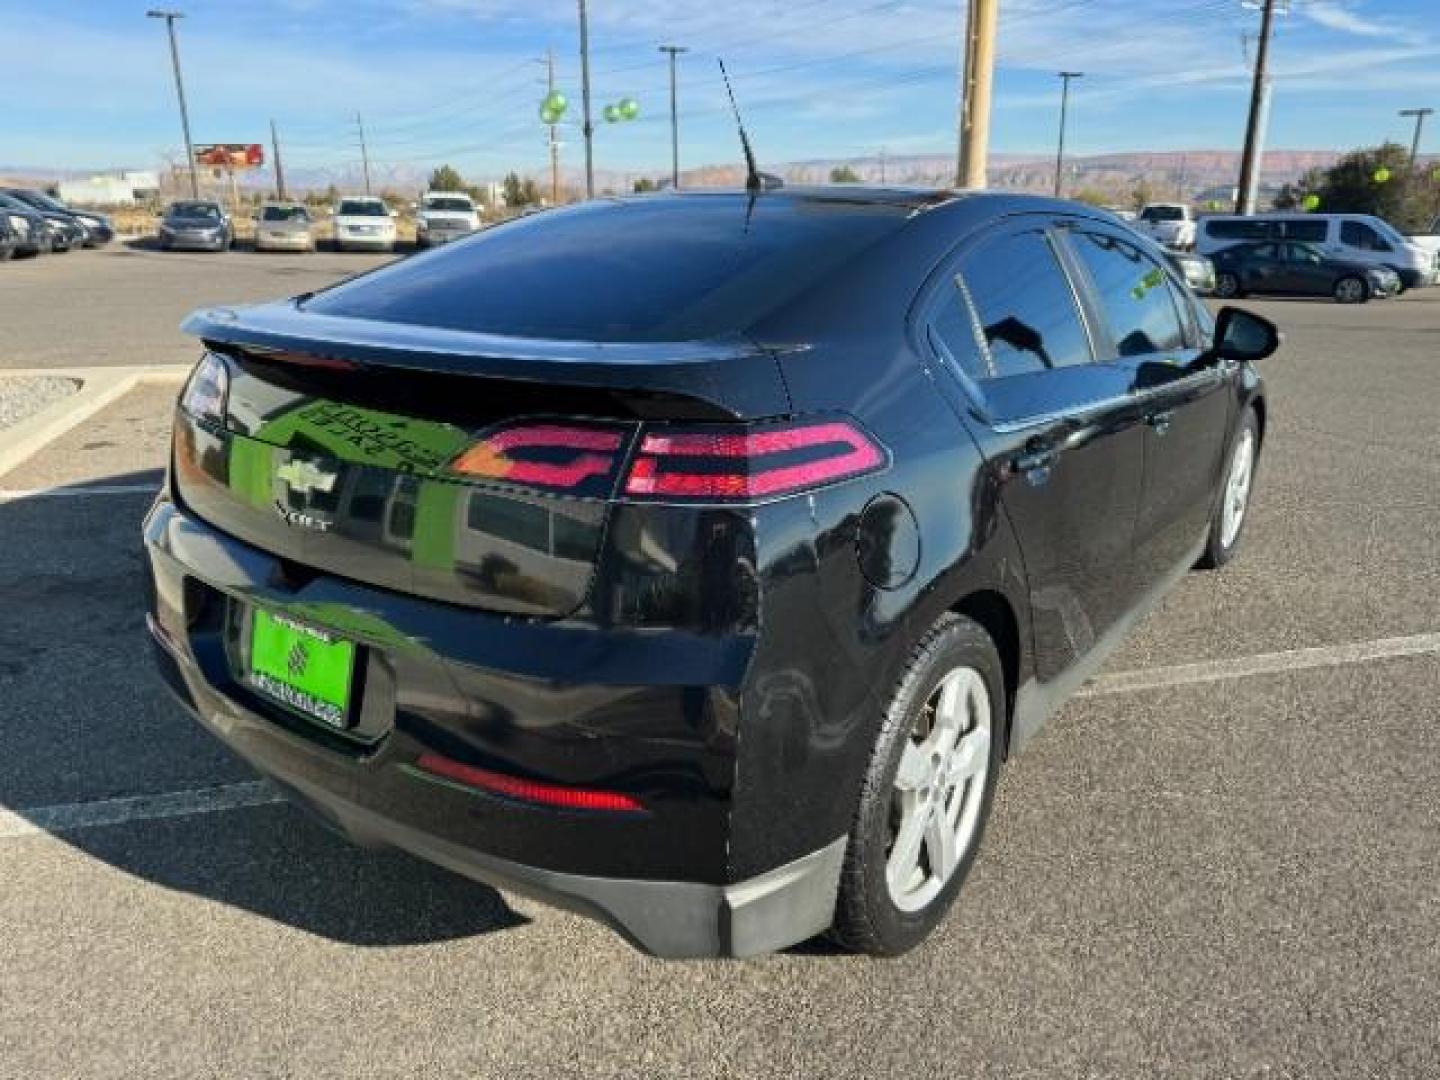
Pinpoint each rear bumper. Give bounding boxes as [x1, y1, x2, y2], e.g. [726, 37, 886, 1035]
[143, 495, 842, 956]
[255, 234, 313, 251]
[335, 235, 394, 251]
[163, 234, 227, 250]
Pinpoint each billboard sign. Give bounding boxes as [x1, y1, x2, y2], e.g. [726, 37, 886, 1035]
[194, 144, 264, 169]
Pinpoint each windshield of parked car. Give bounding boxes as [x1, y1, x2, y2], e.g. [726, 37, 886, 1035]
[338, 200, 387, 217]
[304, 194, 909, 343]
[168, 203, 222, 221]
[1370, 218, 1409, 247]
[1141, 206, 1184, 222]
[423, 197, 473, 212]
[262, 205, 310, 222]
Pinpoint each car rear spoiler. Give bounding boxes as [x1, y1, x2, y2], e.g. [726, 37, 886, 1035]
[181, 301, 792, 421]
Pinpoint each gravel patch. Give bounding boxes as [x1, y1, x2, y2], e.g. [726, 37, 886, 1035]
[0, 376, 81, 433]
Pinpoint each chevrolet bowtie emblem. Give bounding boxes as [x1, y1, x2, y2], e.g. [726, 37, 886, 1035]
[276, 458, 339, 497]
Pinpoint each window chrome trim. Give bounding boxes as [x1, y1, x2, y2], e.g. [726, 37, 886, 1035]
[988, 365, 1224, 434]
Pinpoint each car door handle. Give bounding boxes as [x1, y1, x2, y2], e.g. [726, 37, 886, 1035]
[1146, 409, 1175, 435]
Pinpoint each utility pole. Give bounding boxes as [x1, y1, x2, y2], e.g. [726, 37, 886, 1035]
[659, 45, 688, 189]
[355, 113, 372, 195]
[879, 146, 887, 183]
[956, 0, 999, 189]
[1054, 71, 1082, 198]
[146, 10, 199, 199]
[578, 0, 595, 198]
[545, 49, 561, 204]
[1400, 108, 1433, 170]
[270, 118, 286, 200]
[1235, 0, 1279, 214]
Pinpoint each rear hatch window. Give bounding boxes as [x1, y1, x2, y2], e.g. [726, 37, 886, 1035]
[302, 194, 906, 343]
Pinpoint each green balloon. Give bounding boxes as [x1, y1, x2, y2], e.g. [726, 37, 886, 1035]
[603, 104, 621, 123]
[544, 91, 568, 114]
[1302, 193, 1321, 211]
[618, 97, 639, 121]
[540, 104, 561, 124]
[1373, 166, 1391, 183]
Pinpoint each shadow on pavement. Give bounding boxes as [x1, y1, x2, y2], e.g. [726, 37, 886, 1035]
[0, 469, 525, 947]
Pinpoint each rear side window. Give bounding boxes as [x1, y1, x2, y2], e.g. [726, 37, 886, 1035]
[954, 231, 1093, 377]
[1340, 220, 1391, 251]
[1069, 232, 1185, 358]
[1277, 219, 1327, 242]
[1204, 218, 1270, 241]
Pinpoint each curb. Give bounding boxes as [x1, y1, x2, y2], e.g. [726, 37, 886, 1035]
[0, 365, 188, 482]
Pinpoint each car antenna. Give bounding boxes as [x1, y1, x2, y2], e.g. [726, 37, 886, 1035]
[718, 58, 774, 197]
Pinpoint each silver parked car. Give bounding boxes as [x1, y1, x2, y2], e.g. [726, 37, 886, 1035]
[253, 202, 316, 253]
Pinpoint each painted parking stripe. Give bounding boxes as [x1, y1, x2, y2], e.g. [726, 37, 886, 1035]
[1080, 632, 1440, 697]
[0, 781, 282, 840]
[2, 633, 1437, 843]
[0, 485, 158, 501]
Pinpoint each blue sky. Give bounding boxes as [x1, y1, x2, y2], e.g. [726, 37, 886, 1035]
[2, 0, 1436, 181]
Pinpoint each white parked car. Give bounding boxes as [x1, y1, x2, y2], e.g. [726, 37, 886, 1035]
[415, 191, 480, 248]
[1196, 212, 1438, 291]
[1136, 203, 1197, 250]
[332, 196, 396, 252]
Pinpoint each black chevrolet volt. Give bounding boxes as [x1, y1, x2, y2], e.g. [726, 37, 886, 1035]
[145, 188, 1277, 957]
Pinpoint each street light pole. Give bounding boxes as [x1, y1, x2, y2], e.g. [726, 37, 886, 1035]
[1054, 71, 1082, 198]
[1400, 107, 1433, 171]
[578, 0, 595, 198]
[147, 10, 199, 199]
[956, 0, 999, 189]
[659, 45, 688, 189]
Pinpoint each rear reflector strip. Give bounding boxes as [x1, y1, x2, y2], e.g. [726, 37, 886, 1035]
[414, 753, 646, 813]
[623, 419, 885, 501]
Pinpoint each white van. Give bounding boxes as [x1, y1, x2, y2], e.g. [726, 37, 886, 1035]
[1196, 213, 1437, 290]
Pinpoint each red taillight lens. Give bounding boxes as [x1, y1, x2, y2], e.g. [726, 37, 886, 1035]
[414, 753, 646, 813]
[448, 422, 626, 495]
[623, 418, 885, 502]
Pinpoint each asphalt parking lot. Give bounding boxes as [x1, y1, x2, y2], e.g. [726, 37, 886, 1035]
[1, 247, 1437, 1078]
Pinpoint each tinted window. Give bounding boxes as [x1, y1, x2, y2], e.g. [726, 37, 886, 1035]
[1278, 219, 1327, 242]
[262, 205, 309, 222]
[1070, 232, 1185, 358]
[424, 197, 473, 212]
[1283, 243, 1324, 265]
[1340, 220, 1390, 251]
[306, 196, 907, 343]
[956, 231, 1092, 378]
[1248, 243, 1279, 260]
[1141, 206, 1183, 222]
[926, 277, 988, 385]
[169, 203, 220, 220]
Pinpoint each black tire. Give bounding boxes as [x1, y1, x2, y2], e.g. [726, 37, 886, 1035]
[1333, 275, 1368, 304]
[830, 613, 1006, 956]
[1197, 405, 1260, 570]
[1215, 272, 1243, 299]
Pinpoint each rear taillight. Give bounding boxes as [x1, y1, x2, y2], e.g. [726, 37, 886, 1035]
[179, 352, 229, 426]
[448, 422, 626, 496]
[622, 418, 885, 502]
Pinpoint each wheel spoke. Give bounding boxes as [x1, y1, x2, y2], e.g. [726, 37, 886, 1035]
[887, 798, 928, 892]
[894, 741, 928, 792]
[924, 805, 958, 882]
[943, 726, 991, 789]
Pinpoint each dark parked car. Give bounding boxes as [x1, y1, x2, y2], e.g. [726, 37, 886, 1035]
[0, 194, 56, 256]
[158, 200, 232, 251]
[0, 211, 17, 261]
[145, 190, 1276, 958]
[2, 188, 114, 246]
[1212, 239, 1398, 303]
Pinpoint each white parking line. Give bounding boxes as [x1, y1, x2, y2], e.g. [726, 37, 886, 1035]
[1079, 632, 1440, 697]
[0, 485, 158, 501]
[0, 782, 282, 840]
[1, 632, 1436, 843]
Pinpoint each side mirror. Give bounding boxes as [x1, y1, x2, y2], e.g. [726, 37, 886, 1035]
[1211, 306, 1280, 363]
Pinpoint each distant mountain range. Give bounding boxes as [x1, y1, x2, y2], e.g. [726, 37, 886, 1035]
[4, 149, 1426, 203]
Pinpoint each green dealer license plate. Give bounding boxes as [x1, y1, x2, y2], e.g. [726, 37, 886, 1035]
[246, 609, 356, 729]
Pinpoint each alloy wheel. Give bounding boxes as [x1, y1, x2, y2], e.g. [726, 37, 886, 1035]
[885, 665, 992, 913]
[1221, 428, 1256, 549]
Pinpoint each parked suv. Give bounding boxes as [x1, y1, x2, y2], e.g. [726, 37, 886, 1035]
[1136, 203, 1197, 249]
[145, 190, 1276, 958]
[415, 190, 480, 247]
